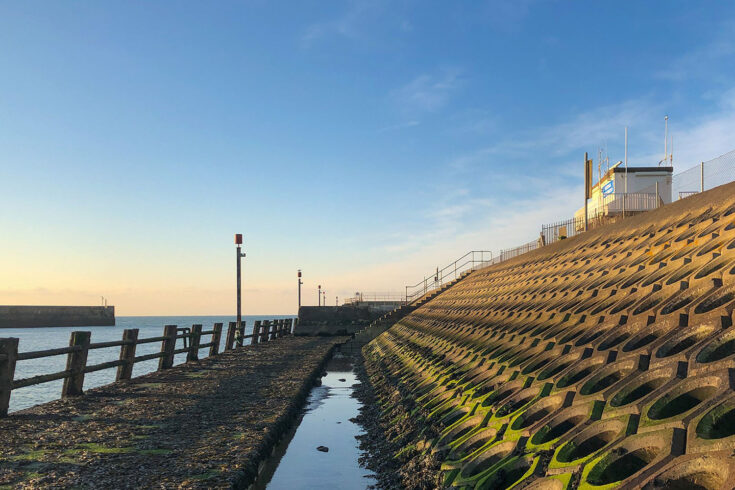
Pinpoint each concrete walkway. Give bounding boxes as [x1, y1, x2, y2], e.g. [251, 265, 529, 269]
[0, 336, 346, 489]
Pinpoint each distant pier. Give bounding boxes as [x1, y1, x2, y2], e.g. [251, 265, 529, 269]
[0, 305, 115, 328]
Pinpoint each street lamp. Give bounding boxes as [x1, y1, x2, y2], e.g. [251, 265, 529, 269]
[235, 234, 246, 334]
[297, 270, 303, 311]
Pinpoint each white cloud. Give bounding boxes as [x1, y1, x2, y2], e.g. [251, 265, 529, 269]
[378, 120, 420, 133]
[483, 0, 539, 32]
[391, 67, 463, 115]
[654, 21, 735, 82]
[300, 2, 374, 48]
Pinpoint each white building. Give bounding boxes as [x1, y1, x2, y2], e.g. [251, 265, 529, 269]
[575, 164, 673, 221]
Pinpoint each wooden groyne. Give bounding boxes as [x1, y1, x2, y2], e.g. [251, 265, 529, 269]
[0, 322, 346, 488]
[0, 318, 296, 416]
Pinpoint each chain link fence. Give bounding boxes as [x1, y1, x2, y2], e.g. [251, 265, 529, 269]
[673, 149, 735, 200]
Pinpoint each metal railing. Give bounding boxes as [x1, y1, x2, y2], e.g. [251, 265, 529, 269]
[0, 319, 295, 417]
[405, 250, 492, 303]
[343, 293, 406, 305]
[582, 192, 660, 220]
[541, 216, 586, 244]
[498, 239, 540, 261]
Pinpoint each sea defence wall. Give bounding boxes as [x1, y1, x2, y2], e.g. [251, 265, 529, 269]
[364, 182, 735, 489]
[0, 305, 115, 328]
[297, 305, 385, 335]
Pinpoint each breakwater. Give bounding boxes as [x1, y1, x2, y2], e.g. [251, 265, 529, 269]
[297, 305, 380, 335]
[364, 182, 735, 489]
[0, 305, 115, 328]
[0, 329, 347, 488]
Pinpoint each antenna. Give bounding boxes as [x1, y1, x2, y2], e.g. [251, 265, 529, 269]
[662, 115, 669, 166]
[625, 126, 628, 202]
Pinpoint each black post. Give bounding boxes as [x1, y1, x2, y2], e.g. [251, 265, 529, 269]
[187, 324, 202, 362]
[159, 325, 178, 370]
[236, 320, 246, 347]
[0, 338, 19, 417]
[235, 234, 246, 347]
[62, 331, 91, 397]
[210, 323, 223, 357]
[225, 321, 236, 351]
[298, 269, 302, 312]
[116, 328, 139, 381]
[252, 320, 261, 345]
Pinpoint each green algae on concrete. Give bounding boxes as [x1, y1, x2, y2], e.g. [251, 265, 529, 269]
[362, 183, 735, 488]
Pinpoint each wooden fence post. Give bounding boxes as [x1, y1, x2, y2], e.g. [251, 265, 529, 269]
[286, 318, 293, 335]
[187, 324, 202, 362]
[261, 320, 270, 342]
[279, 319, 286, 338]
[0, 338, 19, 417]
[210, 323, 222, 357]
[236, 321, 246, 348]
[252, 320, 261, 345]
[159, 325, 178, 370]
[116, 329, 139, 381]
[225, 321, 236, 351]
[270, 320, 278, 341]
[62, 331, 91, 397]
[293, 317, 299, 335]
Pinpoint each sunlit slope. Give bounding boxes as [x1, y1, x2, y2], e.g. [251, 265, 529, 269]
[365, 181, 735, 489]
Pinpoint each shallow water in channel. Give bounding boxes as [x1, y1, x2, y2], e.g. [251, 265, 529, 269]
[255, 355, 374, 489]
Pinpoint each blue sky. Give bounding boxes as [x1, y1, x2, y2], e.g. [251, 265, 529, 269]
[2, 1, 735, 314]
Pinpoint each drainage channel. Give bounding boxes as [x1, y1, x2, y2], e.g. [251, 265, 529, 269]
[253, 352, 374, 489]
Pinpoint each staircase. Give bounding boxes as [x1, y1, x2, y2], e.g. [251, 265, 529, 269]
[348, 270, 473, 349]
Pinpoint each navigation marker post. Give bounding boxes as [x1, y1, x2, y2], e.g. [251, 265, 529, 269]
[298, 270, 303, 311]
[235, 234, 246, 339]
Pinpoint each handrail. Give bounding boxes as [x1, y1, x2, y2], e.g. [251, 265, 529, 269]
[343, 293, 406, 304]
[0, 317, 297, 417]
[405, 250, 492, 303]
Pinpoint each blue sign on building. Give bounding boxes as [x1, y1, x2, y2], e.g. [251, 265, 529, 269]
[601, 180, 614, 196]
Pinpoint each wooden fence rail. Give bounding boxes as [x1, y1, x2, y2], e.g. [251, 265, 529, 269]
[0, 318, 295, 417]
